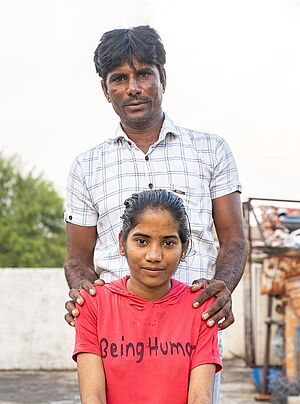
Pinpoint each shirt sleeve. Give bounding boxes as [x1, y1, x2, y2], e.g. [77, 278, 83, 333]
[64, 158, 98, 226]
[210, 138, 242, 199]
[72, 290, 100, 362]
[191, 297, 222, 373]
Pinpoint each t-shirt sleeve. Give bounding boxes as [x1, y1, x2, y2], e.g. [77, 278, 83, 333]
[72, 290, 100, 362]
[64, 158, 98, 226]
[191, 297, 222, 373]
[210, 138, 242, 199]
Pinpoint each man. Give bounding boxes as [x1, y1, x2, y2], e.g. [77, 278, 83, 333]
[64, 25, 248, 402]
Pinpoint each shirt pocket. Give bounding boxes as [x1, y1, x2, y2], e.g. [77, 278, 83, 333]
[170, 184, 211, 239]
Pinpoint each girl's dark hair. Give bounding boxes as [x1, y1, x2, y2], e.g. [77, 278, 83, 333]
[94, 25, 166, 83]
[120, 190, 190, 245]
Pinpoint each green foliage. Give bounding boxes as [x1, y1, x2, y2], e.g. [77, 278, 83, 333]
[0, 153, 65, 267]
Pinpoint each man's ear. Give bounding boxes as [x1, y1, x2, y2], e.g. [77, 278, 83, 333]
[119, 232, 126, 256]
[101, 80, 111, 102]
[161, 68, 166, 92]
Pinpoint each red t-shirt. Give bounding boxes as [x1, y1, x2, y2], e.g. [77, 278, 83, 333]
[73, 276, 222, 404]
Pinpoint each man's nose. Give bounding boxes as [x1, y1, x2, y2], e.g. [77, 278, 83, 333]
[145, 245, 162, 262]
[127, 77, 142, 96]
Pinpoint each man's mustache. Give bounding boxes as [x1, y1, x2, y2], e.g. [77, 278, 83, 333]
[122, 96, 150, 106]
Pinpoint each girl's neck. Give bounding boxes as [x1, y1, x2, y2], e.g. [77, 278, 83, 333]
[126, 277, 172, 301]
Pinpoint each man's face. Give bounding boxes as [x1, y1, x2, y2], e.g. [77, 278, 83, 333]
[101, 60, 165, 129]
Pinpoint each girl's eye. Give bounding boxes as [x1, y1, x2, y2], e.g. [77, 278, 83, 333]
[140, 72, 150, 78]
[163, 240, 175, 247]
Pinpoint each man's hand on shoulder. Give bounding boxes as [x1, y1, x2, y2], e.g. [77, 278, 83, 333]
[191, 278, 234, 330]
[64, 278, 105, 327]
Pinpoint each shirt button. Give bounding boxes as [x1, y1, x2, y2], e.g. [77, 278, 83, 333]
[148, 183, 153, 189]
[145, 156, 149, 161]
[68, 215, 72, 220]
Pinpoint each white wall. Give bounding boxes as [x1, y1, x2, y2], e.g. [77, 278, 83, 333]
[0, 268, 76, 370]
[0, 268, 245, 369]
[221, 280, 246, 360]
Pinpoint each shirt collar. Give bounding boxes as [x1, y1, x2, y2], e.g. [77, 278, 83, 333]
[108, 113, 180, 143]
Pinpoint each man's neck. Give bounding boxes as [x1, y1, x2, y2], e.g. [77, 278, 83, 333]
[121, 112, 164, 154]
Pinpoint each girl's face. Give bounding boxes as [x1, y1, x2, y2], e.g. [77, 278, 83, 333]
[119, 208, 188, 299]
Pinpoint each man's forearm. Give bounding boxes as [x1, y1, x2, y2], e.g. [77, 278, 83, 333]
[214, 237, 249, 292]
[64, 257, 98, 289]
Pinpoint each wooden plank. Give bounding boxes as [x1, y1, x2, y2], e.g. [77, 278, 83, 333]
[243, 202, 256, 366]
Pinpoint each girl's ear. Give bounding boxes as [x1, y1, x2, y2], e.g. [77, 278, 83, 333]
[119, 232, 126, 256]
[181, 240, 189, 261]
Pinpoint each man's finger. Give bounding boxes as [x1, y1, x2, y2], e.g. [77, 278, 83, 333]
[64, 313, 75, 327]
[201, 294, 230, 317]
[192, 287, 216, 308]
[94, 278, 105, 286]
[205, 305, 231, 325]
[202, 298, 232, 326]
[65, 300, 79, 316]
[190, 283, 202, 292]
[69, 288, 84, 304]
[191, 278, 210, 291]
[80, 279, 96, 296]
[218, 311, 235, 330]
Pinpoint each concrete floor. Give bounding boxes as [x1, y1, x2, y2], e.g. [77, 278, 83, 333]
[0, 359, 258, 403]
[219, 359, 258, 403]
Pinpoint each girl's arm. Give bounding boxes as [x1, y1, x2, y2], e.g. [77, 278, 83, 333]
[77, 353, 107, 404]
[188, 364, 216, 404]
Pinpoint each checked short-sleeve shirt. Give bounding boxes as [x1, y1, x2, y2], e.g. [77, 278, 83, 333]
[64, 114, 242, 284]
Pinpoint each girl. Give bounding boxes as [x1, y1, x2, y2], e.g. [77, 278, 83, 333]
[73, 190, 222, 404]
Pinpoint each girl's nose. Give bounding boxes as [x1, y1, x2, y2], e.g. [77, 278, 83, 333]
[145, 246, 162, 262]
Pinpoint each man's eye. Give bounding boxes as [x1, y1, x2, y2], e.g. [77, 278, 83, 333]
[137, 239, 147, 245]
[139, 72, 150, 78]
[113, 76, 125, 82]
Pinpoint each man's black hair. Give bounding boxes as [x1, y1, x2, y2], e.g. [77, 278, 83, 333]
[94, 25, 166, 83]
